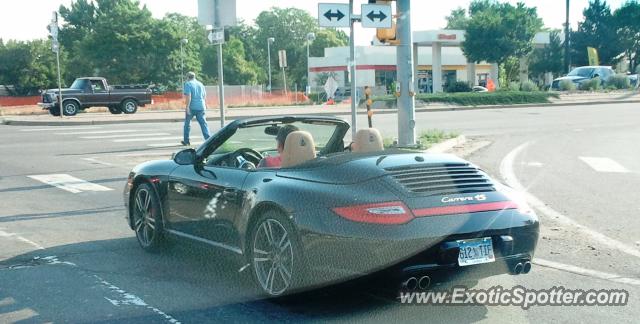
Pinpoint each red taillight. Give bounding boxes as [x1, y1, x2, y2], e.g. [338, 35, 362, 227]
[332, 202, 414, 225]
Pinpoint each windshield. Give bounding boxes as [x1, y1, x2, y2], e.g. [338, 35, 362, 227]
[213, 121, 340, 155]
[69, 79, 87, 90]
[568, 67, 595, 77]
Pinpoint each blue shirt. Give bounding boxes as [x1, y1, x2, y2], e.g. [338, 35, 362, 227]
[183, 79, 207, 111]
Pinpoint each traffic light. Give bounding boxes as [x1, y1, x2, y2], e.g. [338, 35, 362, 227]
[370, 0, 398, 45]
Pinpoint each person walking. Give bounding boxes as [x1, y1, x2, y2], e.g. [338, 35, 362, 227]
[182, 71, 211, 146]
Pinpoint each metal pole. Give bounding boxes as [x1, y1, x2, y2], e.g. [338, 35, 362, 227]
[396, 0, 416, 146]
[56, 48, 62, 119]
[282, 66, 287, 96]
[564, 0, 571, 74]
[214, 0, 225, 127]
[267, 40, 272, 93]
[349, 0, 357, 139]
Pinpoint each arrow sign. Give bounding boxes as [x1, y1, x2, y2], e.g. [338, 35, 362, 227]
[361, 4, 392, 28]
[318, 3, 350, 28]
[366, 10, 387, 22]
[324, 9, 345, 21]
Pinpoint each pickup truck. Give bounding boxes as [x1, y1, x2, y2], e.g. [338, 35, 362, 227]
[39, 77, 153, 116]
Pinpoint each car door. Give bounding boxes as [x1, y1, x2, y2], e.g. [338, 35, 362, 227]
[166, 164, 249, 248]
[86, 80, 109, 105]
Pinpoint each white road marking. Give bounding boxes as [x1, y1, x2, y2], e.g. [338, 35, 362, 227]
[0, 229, 45, 250]
[81, 132, 171, 139]
[94, 275, 182, 324]
[579, 157, 629, 173]
[535, 258, 640, 286]
[500, 142, 640, 259]
[117, 151, 176, 157]
[113, 136, 181, 143]
[524, 162, 544, 167]
[148, 142, 202, 148]
[57, 130, 138, 135]
[82, 157, 114, 166]
[28, 174, 113, 193]
[19, 127, 101, 132]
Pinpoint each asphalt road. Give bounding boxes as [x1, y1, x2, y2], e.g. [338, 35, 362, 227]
[0, 103, 639, 323]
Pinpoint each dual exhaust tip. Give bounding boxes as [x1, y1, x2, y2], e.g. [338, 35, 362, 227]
[513, 261, 532, 275]
[402, 275, 431, 290]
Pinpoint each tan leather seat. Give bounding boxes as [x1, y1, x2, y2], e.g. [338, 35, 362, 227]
[352, 128, 383, 153]
[281, 131, 317, 168]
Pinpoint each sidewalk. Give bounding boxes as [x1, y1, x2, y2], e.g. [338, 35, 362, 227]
[2, 91, 639, 126]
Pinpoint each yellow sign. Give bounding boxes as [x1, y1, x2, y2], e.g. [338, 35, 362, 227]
[587, 47, 600, 66]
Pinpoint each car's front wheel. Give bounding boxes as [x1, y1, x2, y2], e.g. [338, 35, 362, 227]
[121, 99, 138, 114]
[132, 183, 165, 252]
[249, 211, 305, 297]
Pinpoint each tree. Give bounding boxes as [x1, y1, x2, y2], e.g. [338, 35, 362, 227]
[445, 7, 469, 29]
[202, 38, 263, 85]
[528, 31, 564, 82]
[0, 40, 67, 94]
[461, 2, 543, 83]
[613, 1, 640, 72]
[571, 0, 622, 67]
[309, 29, 348, 57]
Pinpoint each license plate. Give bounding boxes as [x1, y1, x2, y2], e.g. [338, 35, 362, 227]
[457, 237, 495, 267]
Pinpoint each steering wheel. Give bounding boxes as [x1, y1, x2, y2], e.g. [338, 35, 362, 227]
[229, 148, 263, 169]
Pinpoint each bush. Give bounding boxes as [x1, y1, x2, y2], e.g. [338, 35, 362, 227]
[559, 80, 576, 91]
[605, 74, 630, 90]
[307, 92, 325, 104]
[445, 81, 472, 93]
[506, 82, 521, 92]
[580, 77, 601, 91]
[520, 80, 539, 92]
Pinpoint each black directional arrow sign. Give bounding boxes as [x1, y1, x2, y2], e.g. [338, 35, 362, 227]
[318, 3, 350, 27]
[324, 9, 345, 21]
[366, 10, 387, 22]
[361, 4, 392, 28]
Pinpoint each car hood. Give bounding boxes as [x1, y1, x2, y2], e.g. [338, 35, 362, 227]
[553, 75, 588, 82]
[275, 151, 474, 185]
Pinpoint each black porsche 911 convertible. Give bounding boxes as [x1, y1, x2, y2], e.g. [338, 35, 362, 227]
[124, 115, 539, 297]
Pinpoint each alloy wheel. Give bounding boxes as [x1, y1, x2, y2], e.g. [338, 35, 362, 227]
[133, 188, 156, 247]
[252, 219, 294, 296]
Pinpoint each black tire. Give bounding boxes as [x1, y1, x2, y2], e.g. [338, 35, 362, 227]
[131, 183, 166, 252]
[248, 210, 306, 297]
[121, 98, 138, 114]
[62, 100, 79, 116]
[108, 105, 123, 114]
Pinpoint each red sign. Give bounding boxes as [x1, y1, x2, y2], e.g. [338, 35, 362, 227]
[438, 34, 457, 40]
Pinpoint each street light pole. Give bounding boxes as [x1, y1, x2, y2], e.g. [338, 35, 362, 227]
[306, 32, 315, 95]
[564, 0, 571, 74]
[267, 37, 275, 93]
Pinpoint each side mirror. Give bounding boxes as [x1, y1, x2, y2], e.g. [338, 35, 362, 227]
[173, 148, 196, 165]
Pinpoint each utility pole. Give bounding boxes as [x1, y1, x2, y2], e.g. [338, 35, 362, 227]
[48, 12, 63, 119]
[349, 0, 357, 140]
[396, 0, 416, 146]
[267, 37, 274, 93]
[565, 0, 571, 74]
[214, 0, 225, 127]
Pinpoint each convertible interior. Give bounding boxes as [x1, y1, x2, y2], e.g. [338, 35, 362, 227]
[204, 122, 385, 170]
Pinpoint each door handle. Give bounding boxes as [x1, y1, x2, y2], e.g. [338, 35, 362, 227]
[222, 189, 239, 200]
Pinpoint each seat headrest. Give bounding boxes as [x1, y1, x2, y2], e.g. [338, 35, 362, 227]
[352, 128, 383, 153]
[281, 131, 316, 168]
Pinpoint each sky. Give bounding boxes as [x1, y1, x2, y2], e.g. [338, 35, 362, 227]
[0, 0, 628, 45]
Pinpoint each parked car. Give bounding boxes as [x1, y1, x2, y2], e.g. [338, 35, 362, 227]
[551, 66, 614, 90]
[38, 77, 153, 116]
[124, 115, 539, 297]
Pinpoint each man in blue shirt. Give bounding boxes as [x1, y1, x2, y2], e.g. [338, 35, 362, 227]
[182, 71, 211, 146]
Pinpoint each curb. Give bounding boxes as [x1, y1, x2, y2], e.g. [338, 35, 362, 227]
[425, 135, 467, 154]
[3, 99, 639, 126]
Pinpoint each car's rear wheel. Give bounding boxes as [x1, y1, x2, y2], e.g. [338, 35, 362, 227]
[249, 211, 304, 297]
[132, 183, 165, 252]
[121, 99, 138, 114]
[62, 100, 79, 116]
[108, 105, 123, 114]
